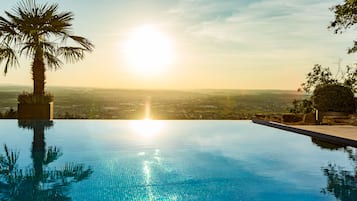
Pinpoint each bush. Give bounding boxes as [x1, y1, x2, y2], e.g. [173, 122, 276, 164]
[290, 99, 313, 114]
[18, 92, 54, 104]
[3, 108, 17, 119]
[312, 84, 356, 113]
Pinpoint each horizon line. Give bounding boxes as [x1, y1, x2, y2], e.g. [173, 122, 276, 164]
[0, 83, 300, 91]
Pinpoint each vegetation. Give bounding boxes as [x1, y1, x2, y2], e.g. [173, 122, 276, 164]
[300, 64, 357, 93]
[292, 64, 357, 114]
[0, 107, 17, 119]
[0, 86, 304, 119]
[18, 91, 53, 104]
[330, 0, 357, 54]
[0, 0, 93, 95]
[289, 1, 357, 115]
[0, 121, 92, 200]
[290, 99, 313, 114]
[312, 139, 357, 201]
[312, 84, 356, 113]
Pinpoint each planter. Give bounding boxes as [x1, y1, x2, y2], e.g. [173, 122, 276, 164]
[321, 111, 348, 116]
[18, 102, 53, 120]
[316, 111, 346, 123]
[303, 113, 317, 124]
[282, 113, 303, 123]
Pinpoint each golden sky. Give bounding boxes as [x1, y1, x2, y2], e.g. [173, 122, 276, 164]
[1, 0, 356, 90]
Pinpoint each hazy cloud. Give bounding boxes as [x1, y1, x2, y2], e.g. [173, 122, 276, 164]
[166, 0, 355, 59]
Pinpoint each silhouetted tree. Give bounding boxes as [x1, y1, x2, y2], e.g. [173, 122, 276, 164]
[300, 64, 357, 93]
[290, 99, 313, 114]
[0, 0, 94, 95]
[321, 149, 357, 201]
[312, 138, 357, 201]
[0, 120, 93, 200]
[300, 64, 337, 94]
[330, 0, 357, 54]
[295, 64, 357, 115]
[312, 84, 356, 113]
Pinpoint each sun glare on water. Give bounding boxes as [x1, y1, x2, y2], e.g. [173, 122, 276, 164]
[122, 25, 174, 76]
[130, 98, 164, 138]
[130, 118, 164, 138]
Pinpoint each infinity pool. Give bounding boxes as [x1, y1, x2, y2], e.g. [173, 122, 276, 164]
[0, 120, 356, 201]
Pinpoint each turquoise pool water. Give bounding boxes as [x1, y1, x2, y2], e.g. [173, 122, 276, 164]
[0, 120, 356, 201]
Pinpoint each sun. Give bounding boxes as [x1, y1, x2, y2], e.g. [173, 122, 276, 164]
[122, 25, 174, 76]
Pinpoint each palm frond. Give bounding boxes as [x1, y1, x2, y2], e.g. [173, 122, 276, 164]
[19, 43, 34, 56]
[0, 45, 19, 75]
[0, 15, 15, 32]
[20, 40, 56, 57]
[15, 0, 36, 15]
[15, 0, 49, 19]
[0, 16, 20, 44]
[2, 144, 19, 172]
[43, 146, 62, 165]
[39, 8, 73, 37]
[69, 35, 94, 51]
[25, 163, 93, 184]
[40, 41, 55, 52]
[0, 0, 94, 80]
[44, 52, 62, 69]
[57, 46, 86, 63]
[54, 163, 93, 182]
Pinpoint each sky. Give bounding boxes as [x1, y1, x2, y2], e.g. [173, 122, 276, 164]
[0, 0, 356, 90]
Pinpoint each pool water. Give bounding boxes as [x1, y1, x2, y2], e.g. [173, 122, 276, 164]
[0, 120, 356, 201]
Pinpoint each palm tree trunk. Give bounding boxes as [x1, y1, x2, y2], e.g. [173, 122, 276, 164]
[32, 124, 45, 191]
[32, 51, 45, 95]
[32, 125, 45, 175]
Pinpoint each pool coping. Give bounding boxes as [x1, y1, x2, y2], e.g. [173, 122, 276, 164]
[252, 119, 357, 148]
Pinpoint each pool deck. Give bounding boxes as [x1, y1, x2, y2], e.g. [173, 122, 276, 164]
[252, 119, 357, 147]
[292, 125, 357, 141]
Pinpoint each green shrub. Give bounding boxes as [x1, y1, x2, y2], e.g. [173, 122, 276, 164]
[18, 92, 54, 104]
[290, 99, 313, 114]
[312, 84, 356, 113]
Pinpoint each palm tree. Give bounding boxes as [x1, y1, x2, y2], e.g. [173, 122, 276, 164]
[0, 0, 93, 95]
[0, 121, 93, 200]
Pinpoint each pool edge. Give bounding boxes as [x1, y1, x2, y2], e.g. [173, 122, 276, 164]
[252, 119, 357, 148]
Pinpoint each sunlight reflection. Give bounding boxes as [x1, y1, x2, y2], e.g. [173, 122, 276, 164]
[143, 160, 154, 201]
[155, 149, 160, 155]
[141, 152, 178, 201]
[130, 119, 164, 138]
[145, 97, 151, 119]
[131, 96, 165, 138]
